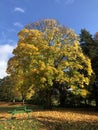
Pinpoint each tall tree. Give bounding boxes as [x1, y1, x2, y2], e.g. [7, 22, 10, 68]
[80, 29, 94, 56]
[7, 19, 93, 108]
[80, 29, 98, 109]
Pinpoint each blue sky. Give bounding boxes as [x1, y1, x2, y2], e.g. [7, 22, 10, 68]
[0, 0, 98, 78]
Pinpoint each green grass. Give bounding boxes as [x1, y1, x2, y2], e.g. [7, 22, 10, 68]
[0, 103, 98, 130]
[0, 119, 43, 130]
[0, 116, 98, 130]
[0, 104, 44, 130]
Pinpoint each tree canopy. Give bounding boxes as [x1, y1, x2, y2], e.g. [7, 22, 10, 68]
[6, 19, 93, 108]
[80, 28, 98, 109]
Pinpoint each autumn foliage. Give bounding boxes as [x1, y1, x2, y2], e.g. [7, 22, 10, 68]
[4, 19, 94, 108]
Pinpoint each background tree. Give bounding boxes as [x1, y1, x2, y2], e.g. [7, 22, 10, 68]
[0, 76, 21, 101]
[80, 29, 98, 109]
[94, 32, 98, 41]
[80, 29, 94, 56]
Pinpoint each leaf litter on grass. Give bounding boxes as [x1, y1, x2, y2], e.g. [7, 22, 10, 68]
[0, 119, 43, 130]
[0, 107, 98, 130]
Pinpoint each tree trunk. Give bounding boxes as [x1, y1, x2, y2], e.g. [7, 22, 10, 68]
[96, 100, 98, 110]
[23, 99, 25, 105]
[13, 99, 15, 104]
[57, 82, 67, 107]
[94, 81, 98, 110]
[59, 94, 65, 107]
[44, 89, 52, 109]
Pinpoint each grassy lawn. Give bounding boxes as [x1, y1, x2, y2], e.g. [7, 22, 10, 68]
[0, 119, 42, 130]
[0, 102, 98, 130]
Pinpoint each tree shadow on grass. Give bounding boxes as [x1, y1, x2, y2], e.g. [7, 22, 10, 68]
[0, 105, 98, 130]
[0, 115, 97, 130]
[34, 116, 98, 130]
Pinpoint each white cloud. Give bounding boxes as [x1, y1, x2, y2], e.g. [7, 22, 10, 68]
[14, 22, 23, 28]
[14, 7, 25, 13]
[55, 0, 74, 5]
[0, 61, 8, 79]
[0, 44, 15, 79]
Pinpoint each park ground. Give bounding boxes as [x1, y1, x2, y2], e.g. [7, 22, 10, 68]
[0, 102, 98, 130]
